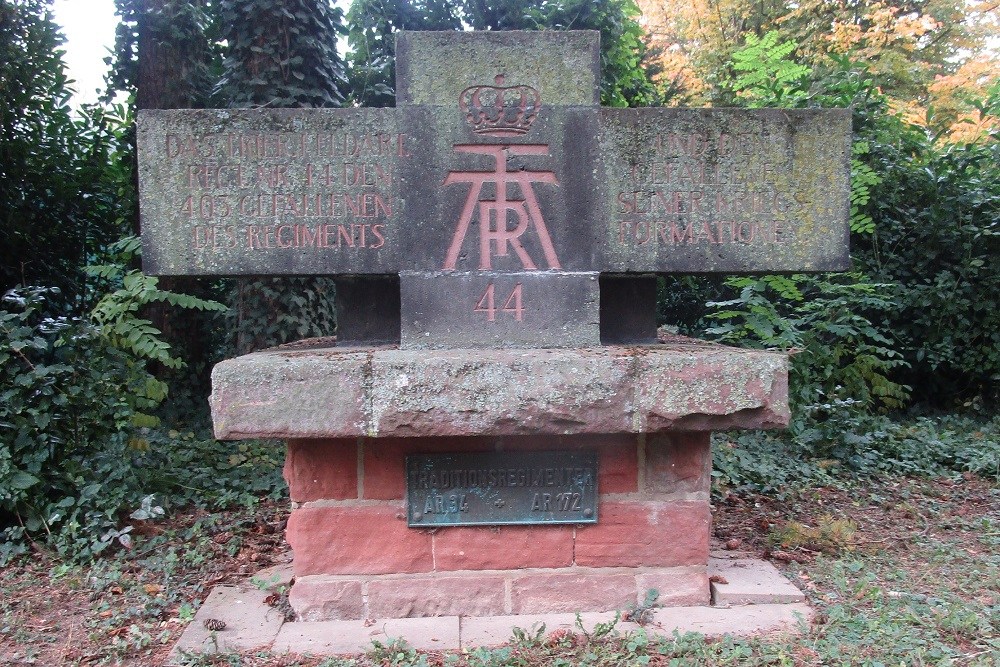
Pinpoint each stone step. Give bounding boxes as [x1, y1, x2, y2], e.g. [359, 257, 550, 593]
[169, 555, 809, 662]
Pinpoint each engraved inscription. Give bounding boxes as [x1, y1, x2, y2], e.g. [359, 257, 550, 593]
[613, 130, 796, 250]
[443, 145, 560, 271]
[165, 131, 407, 254]
[406, 451, 598, 526]
[474, 282, 524, 322]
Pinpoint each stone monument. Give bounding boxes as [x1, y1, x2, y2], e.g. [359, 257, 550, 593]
[138, 31, 849, 620]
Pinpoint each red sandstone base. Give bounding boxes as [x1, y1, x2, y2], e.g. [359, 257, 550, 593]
[283, 432, 713, 620]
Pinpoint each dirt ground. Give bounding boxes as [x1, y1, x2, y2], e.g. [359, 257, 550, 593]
[2, 476, 997, 666]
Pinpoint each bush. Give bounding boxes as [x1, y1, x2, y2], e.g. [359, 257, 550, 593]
[705, 273, 911, 421]
[853, 108, 1000, 404]
[0, 286, 160, 561]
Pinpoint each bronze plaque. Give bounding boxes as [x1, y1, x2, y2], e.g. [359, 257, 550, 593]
[406, 450, 598, 527]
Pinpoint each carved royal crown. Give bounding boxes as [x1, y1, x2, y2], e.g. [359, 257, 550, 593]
[459, 74, 541, 137]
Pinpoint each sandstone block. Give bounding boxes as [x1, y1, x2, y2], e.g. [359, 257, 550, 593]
[284, 439, 358, 503]
[643, 433, 711, 496]
[287, 505, 433, 576]
[211, 350, 369, 440]
[510, 571, 635, 614]
[368, 576, 506, 618]
[288, 578, 364, 621]
[433, 525, 573, 571]
[212, 344, 789, 440]
[636, 566, 710, 606]
[574, 501, 710, 568]
[633, 350, 789, 432]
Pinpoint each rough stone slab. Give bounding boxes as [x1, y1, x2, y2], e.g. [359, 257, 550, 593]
[633, 347, 789, 431]
[400, 271, 600, 349]
[211, 340, 789, 439]
[396, 31, 599, 108]
[599, 107, 851, 272]
[709, 557, 806, 606]
[168, 585, 283, 664]
[272, 616, 461, 654]
[138, 108, 416, 276]
[211, 350, 369, 440]
[649, 602, 813, 637]
[249, 562, 294, 591]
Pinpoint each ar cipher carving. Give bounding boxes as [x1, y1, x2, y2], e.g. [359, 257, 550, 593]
[443, 75, 561, 272]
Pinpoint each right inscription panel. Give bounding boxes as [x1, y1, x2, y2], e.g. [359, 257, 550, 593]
[599, 108, 852, 273]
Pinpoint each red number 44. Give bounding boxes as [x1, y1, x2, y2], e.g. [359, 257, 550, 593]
[475, 283, 524, 322]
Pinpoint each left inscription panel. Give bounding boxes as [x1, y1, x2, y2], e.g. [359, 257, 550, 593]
[138, 109, 415, 275]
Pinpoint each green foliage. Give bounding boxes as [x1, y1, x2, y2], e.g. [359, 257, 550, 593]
[87, 236, 227, 370]
[0, 243, 235, 562]
[0, 286, 163, 561]
[1, 0, 132, 305]
[227, 276, 337, 353]
[849, 142, 880, 234]
[215, 0, 347, 108]
[108, 0, 221, 107]
[727, 31, 811, 108]
[853, 106, 1000, 404]
[345, 0, 461, 107]
[345, 0, 660, 108]
[714, 414, 1000, 498]
[706, 274, 911, 418]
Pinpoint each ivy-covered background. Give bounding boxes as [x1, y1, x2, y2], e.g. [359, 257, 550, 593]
[1, 0, 997, 561]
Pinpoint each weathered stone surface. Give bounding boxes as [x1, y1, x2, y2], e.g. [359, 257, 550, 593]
[367, 347, 633, 436]
[288, 578, 364, 621]
[509, 571, 635, 614]
[368, 575, 507, 618]
[286, 505, 433, 576]
[211, 350, 369, 440]
[632, 341, 790, 431]
[141, 33, 850, 281]
[709, 557, 806, 606]
[650, 603, 813, 637]
[138, 108, 411, 276]
[168, 585, 283, 661]
[643, 433, 712, 496]
[433, 525, 574, 570]
[460, 612, 638, 648]
[272, 616, 462, 653]
[211, 341, 789, 440]
[599, 107, 851, 272]
[284, 439, 358, 503]
[395, 107, 606, 274]
[636, 566, 711, 606]
[400, 271, 600, 349]
[574, 501, 710, 568]
[395, 31, 599, 108]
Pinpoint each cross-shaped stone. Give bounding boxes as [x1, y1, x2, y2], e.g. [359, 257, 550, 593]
[138, 31, 850, 349]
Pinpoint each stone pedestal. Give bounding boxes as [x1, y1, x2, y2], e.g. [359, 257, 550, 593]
[211, 337, 788, 621]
